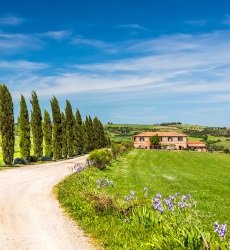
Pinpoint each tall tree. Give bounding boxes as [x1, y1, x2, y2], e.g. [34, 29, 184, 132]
[50, 96, 62, 160]
[18, 95, 31, 160]
[61, 112, 68, 158]
[93, 117, 106, 149]
[98, 118, 106, 148]
[93, 117, 100, 149]
[65, 100, 74, 157]
[0, 84, 15, 165]
[43, 110, 53, 157]
[30, 91, 43, 158]
[74, 109, 84, 154]
[84, 115, 94, 152]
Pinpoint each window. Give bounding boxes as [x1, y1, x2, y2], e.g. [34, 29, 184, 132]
[178, 137, 183, 141]
[140, 137, 145, 142]
[168, 137, 173, 142]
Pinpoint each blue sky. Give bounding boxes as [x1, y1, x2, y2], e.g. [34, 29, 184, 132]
[1, 0, 230, 126]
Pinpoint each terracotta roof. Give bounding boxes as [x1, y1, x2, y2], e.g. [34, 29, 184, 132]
[187, 141, 206, 147]
[134, 131, 187, 137]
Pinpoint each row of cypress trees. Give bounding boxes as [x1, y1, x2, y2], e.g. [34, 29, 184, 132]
[0, 84, 109, 165]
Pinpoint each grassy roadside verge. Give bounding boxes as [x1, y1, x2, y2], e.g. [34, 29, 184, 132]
[57, 150, 230, 249]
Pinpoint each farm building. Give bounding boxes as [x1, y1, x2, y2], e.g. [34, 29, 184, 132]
[133, 132, 207, 152]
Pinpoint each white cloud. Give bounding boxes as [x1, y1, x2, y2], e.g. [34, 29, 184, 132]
[0, 15, 25, 26]
[0, 32, 43, 54]
[186, 19, 207, 27]
[0, 60, 48, 71]
[0, 30, 72, 55]
[117, 23, 151, 32]
[71, 36, 116, 52]
[40, 30, 71, 40]
[3, 30, 230, 110]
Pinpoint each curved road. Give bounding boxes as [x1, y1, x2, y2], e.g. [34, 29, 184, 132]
[0, 156, 95, 250]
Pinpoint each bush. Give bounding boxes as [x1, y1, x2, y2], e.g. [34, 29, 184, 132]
[28, 155, 38, 162]
[41, 155, 53, 161]
[111, 142, 133, 159]
[121, 141, 134, 150]
[13, 158, 27, 165]
[88, 149, 112, 170]
[111, 143, 122, 159]
[223, 149, 230, 154]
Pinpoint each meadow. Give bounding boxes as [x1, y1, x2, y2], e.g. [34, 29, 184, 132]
[57, 149, 230, 249]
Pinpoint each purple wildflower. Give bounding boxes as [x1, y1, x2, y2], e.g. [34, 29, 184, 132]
[156, 193, 162, 199]
[219, 224, 227, 237]
[158, 206, 164, 214]
[169, 195, 175, 200]
[214, 221, 219, 232]
[164, 198, 170, 205]
[181, 195, 187, 201]
[214, 222, 227, 238]
[124, 190, 136, 202]
[168, 202, 174, 211]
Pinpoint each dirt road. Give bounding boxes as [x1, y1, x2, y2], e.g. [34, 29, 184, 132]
[0, 156, 95, 250]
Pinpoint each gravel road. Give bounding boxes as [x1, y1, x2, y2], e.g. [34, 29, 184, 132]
[0, 156, 95, 250]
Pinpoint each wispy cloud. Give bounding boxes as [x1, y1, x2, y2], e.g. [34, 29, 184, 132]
[71, 36, 116, 52]
[40, 30, 71, 40]
[186, 19, 207, 27]
[117, 23, 151, 32]
[0, 15, 25, 26]
[0, 30, 72, 55]
[0, 32, 42, 54]
[0, 60, 48, 71]
[3, 30, 230, 120]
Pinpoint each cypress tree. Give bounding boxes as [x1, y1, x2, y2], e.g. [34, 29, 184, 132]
[61, 112, 68, 158]
[50, 96, 62, 160]
[0, 84, 15, 165]
[84, 115, 94, 152]
[19, 95, 31, 160]
[43, 110, 53, 157]
[92, 117, 107, 149]
[30, 91, 43, 158]
[93, 117, 100, 149]
[65, 100, 74, 156]
[82, 121, 87, 153]
[74, 109, 84, 154]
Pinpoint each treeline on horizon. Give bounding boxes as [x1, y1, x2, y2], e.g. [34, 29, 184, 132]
[0, 84, 110, 165]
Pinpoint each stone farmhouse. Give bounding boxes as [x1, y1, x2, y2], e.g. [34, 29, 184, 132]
[133, 132, 207, 152]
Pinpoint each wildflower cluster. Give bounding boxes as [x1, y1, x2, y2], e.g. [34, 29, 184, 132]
[214, 221, 227, 238]
[96, 177, 113, 188]
[68, 163, 84, 173]
[153, 192, 195, 214]
[124, 190, 136, 201]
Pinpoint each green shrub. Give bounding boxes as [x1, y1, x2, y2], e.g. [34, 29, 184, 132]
[88, 148, 112, 170]
[223, 149, 230, 154]
[13, 158, 27, 165]
[28, 155, 38, 162]
[41, 155, 53, 161]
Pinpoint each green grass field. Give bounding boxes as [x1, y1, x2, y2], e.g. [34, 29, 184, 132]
[214, 140, 230, 150]
[57, 150, 230, 249]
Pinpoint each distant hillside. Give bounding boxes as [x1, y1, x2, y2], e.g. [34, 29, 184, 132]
[105, 122, 230, 152]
